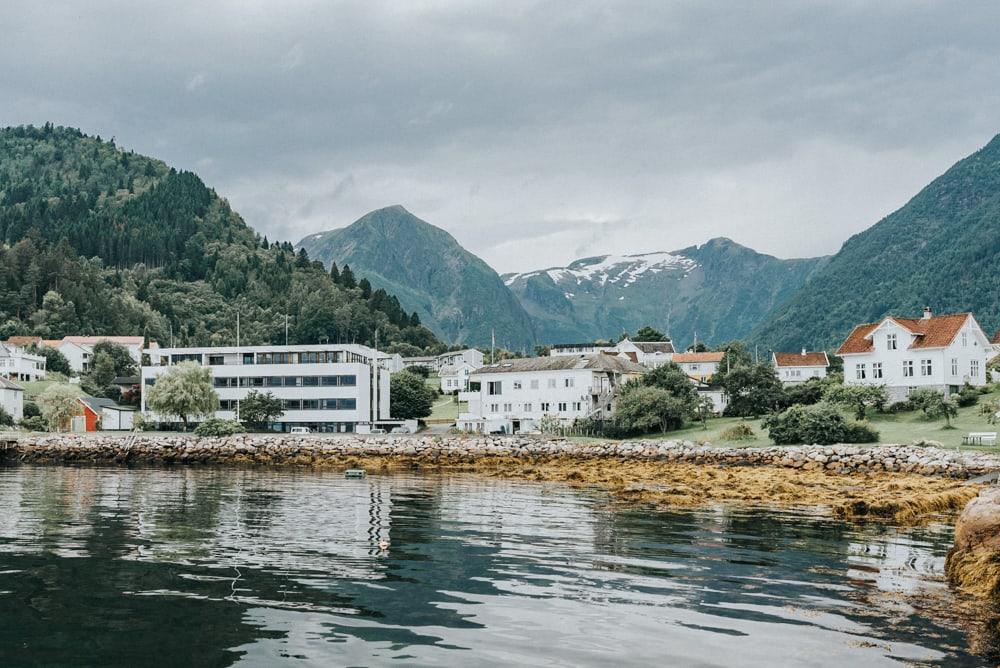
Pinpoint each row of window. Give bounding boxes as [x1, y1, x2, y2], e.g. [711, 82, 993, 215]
[855, 359, 980, 380]
[213, 375, 357, 388]
[486, 378, 576, 395]
[169, 351, 370, 366]
[487, 401, 585, 413]
[218, 398, 357, 411]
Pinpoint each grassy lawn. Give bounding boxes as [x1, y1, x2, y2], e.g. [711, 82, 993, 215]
[570, 387, 1000, 452]
[424, 377, 464, 422]
[19, 379, 86, 401]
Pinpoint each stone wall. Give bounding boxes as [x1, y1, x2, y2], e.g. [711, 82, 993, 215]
[3, 433, 1000, 477]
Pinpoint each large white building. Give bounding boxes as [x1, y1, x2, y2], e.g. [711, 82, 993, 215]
[141, 344, 391, 433]
[772, 350, 829, 385]
[837, 309, 992, 402]
[457, 354, 647, 434]
[549, 338, 675, 368]
[402, 348, 485, 372]
[0, 377, 24, 422]
[0, 342, 46, 382]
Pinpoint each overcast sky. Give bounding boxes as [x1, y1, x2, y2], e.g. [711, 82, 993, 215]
[4, 1, 1000, 272]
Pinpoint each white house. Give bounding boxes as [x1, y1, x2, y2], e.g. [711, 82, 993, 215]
[142, 344, 392, 433]
[437, 348, 485, 370]
[672, 352, 725, 382]
[614, 338, 675, 368]
[549, 342, 617, 357]
[837, 309, 991, 402]
[439, 362, 475, 393]
[457, 354, 647, 434]
[772, 350, 830, 385]
[0, 343, 46, 382]
[46, 336, 154, 374]
[0, 377, 24, 422]
[377, 353, 405, 373]
[401, 355, 438, 370]
[690, 378, 728, 414]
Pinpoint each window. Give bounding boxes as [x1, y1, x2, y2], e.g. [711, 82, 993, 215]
[524, 403, 533, 412]
[952, 358, 959, 376]
[301, 399, 319, 410]
[557, 402, 567, 412]
[503, 403, 512, 412]
[489, 403, 499, 413]
[487, 381, 502, 395]
[971, 360, 980, 378]
[886, 333, 897, 350]
[213, 377, 237, 388]
[920, 359, 932, 376]
[572, 402, 582, 411]
[301, 376, 319, 387]
[513, 381, 522, 390]
[902, 360, 914, 377]
[872, 362, 883, 379]
[171, 353, 202, 365]
[540, 402, 550, 412]
[238, 377, 264, 388]
[564, 378, 574, 388]
[282, 399, 301, 410]
[208, 355, 225, 366]
[962, 332, 969, 347]
[242, 353, 255, 365]
[547, 378, 557, 389]
[530, 379, 539, 389]
[855, 364, 866, 380]
[265, 377, 283, 387]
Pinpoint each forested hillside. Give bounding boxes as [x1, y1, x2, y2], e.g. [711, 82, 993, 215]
[751, 133, 1000, 351]
[297, 206, 537, 350]
[0, 124, 441, 353]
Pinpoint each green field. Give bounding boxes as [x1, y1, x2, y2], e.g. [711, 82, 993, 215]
[573, 387, 1000, 452]
[18, 379, 86, 401]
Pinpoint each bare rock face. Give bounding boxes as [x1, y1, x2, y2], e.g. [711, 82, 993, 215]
[947, 487, 1000, 598]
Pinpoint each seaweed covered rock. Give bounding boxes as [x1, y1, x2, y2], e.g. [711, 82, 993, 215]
[947, 487, 1000, 598]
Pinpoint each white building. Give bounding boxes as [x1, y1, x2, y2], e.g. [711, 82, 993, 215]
[672, 352, 725, 382]
[401, 355, 437, 370]
[0, 343, 46, 382]
[549, 342, 617, 357]
[614, 338, 675, 368]
[457, 354, 647, 434]
[377, 353, 405, 373]
[772, 350, 830, 385]
[439, 362, 475, 393]
[0, 377, 24, 422]
[837, 309, 991, 402]
[141, 344, 391, 433]
[437, 348, 485, 370]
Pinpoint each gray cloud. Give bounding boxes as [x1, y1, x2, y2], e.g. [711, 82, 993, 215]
[3, 1, 1000, 271]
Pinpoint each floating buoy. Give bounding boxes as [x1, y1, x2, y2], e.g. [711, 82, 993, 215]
[345, 469, 366, 479]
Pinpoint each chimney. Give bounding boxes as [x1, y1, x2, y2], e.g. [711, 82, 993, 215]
[922, 306, 933, 320]
[801, 348, 807, 356]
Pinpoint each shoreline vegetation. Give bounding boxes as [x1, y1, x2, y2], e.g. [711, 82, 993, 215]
[2, 433, 993, 525]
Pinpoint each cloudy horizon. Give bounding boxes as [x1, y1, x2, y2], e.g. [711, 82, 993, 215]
[4, 1, 1000, 272]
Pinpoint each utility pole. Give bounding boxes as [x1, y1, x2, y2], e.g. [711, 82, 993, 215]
[491, 328, 496, 364]
[285, 314, 289, 346]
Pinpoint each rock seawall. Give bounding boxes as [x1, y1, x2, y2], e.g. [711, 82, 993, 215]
[3, 433, 999, 477]
[947, 487, 1000, 598]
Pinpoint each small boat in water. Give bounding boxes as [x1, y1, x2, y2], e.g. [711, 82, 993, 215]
[344, 469, 366, 479]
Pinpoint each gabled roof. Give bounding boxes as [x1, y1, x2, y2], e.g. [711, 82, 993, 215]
[79, 396, 132, 413]
[473, 354, 647, 375]
[673, 352, 725, 363]
[773, 351, 830, 368]
[837, 312, 972, 355]
[0, 377, 24, 391]
[630, 341, 676, 354]
[438, 363, 473, 376]
[5, 336, 41, 347]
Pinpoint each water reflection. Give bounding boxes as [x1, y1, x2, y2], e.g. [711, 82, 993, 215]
[0, 465, 992, 666]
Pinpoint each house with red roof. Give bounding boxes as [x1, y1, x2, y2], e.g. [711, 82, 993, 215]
[836, 308, 991, 402]
[772, 350, 829, 385]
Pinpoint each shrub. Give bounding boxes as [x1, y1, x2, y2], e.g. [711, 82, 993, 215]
[18, 415, 48, 432]
[0, 407, 13, 427]
[763, 403, 876, 445]
[22, 400, 41, 418]
[956, 385, 981, 408]
[783, 378, 826, 407]
[194, 418, 246, 437]
[887, 400, 915, 413]
[407, 365, 431, 379]
[719, 423, 755, 441]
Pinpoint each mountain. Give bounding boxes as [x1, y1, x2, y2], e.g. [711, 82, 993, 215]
[296, 206, 536, 350]
[504, 238, 827, 348]
[0, 124, 440, 353]
[751, 133, 1000, 352]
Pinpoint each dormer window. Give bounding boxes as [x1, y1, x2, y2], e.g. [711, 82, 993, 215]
[886, 333, 897, 350]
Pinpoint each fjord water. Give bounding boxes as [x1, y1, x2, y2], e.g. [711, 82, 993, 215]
[0, 466, 991, 666]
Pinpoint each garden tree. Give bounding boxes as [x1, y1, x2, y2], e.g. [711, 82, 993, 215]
[641, 362, 698, 405]
[406, 364, 431, 379]
[22, 400, 41, 418]
[146, 361, 219, 429]
[26, 344, 72, 376]
[85, 352, 117, 392]
[694, 396, 715, 429]
[389, 371, 435, 420]
[239, 390, 284, 430]
[38, 384, 82, 431]
[716, 362, 785, 417]
[822, 384, 888, 421]
[763, 402, 880, 445]
[613, 386, 691, 434]
[533, 345, 551, 357]
[0, 407, 13, 427]
[633, 326, 667, 342]
[91, 340, 138, 376]
[909, 389, 960, 427]
[783, 377, 827, 408]
[689, 342, 709, 352]
[715, 340, 752, 375]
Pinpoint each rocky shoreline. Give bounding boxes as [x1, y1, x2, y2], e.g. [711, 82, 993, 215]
[2, 432, 999, 477]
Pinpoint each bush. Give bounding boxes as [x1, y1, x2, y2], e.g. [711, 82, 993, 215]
[0, 407, 13, 427]
[18, 415, 48, 432]
[719, 422, 755, 441]
[887, 400, 915, 413]
[783, 379, 826, 408]
[407, 365, 431, 379]
[22, 400, 41, 418]
[194, 418, 245, 437]
[763, 403, 878, 445]
[956, 385, 981, 408]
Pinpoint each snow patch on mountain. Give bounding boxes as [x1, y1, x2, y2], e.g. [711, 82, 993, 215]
[505, 251, 696, 287]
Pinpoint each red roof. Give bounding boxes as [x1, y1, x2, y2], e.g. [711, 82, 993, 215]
[837, 313, 971, 355]
[992, 329, 1000, 345]
[773, 351, 829, 367]
[673, 352, 725, 363]
[5, 336, 41, 347]
[61, 336, 145, 346]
